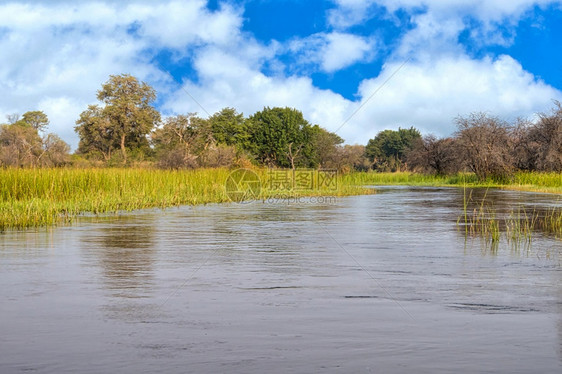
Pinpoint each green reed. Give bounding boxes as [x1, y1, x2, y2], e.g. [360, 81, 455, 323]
[457, 187, 561, 249]
[0, 167, 373, 230]
[345, 171, 562, 193]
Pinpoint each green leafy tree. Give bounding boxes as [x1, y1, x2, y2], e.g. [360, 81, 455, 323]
[247, 107, 316, 169]
[311, 125, 344, 168]
[75, 74, 160, 164]
[365, 127, 421, 171]
[208, 108, 249, 149]
[75, 105, 115, 161]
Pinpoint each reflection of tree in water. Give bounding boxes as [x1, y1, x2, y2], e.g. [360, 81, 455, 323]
[93, 223, 156, 299]
[85, 220, 161, 323]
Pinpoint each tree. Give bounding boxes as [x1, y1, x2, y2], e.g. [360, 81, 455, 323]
[0, 111, 69, 167]
[526, 102, 562, 171]
[75, 74, 160, 164]
[208, 108, 249, 149]
[247, 107, 316, 169]
[6, 114, 19, 124]
[41, 134, 71, 166]
[329, 144, 369, 172]
[0, 123, 43, 167]
[151, 114, 202, 169]
[365, 127, 421, 171]
[75, 105, 115, 161]
[19, 111, 49, 132]
[454, 113, 514, 180]
[406, 135, 457, 175]
[311, 126, 344, 168]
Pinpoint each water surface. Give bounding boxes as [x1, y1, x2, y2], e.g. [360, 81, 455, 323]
[1, 187, 561, 373]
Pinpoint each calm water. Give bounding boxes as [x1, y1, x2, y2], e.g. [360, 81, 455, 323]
[1, 187, 561, 373]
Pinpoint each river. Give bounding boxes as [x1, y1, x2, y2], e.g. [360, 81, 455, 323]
[1, 187, 561, 373]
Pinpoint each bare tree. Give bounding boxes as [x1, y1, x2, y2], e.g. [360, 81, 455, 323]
[0, 123, 43, 167]
[40, 134, 71, 167]
[530, 102, 562, 171]
[6, 114, 20, 125]
[511, 103, 562, 172]
[407, 135, 457, 175]
[454, 113, 514, 180]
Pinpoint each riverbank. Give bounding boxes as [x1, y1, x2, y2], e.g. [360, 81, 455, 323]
[344, 171, 562, 194]
[1, 168, 560, 230]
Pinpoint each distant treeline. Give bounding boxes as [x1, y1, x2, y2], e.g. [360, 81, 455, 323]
[1, 74, 561, 180]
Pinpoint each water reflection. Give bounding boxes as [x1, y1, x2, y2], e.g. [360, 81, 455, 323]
[86, 221, 155, 298]
[78, 217, 159, 323]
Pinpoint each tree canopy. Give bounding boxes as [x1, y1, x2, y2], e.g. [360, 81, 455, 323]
[75, 74, 160, 164]
[0, 111, 69, 167]
[365, 127, 421, 171]
[247, 107, 318, 169]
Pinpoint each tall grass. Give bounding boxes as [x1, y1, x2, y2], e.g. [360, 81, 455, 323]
[1, 168, 559, 230]
[0, 168, 373, 230]
[456, 185, 562, 248]
[346, 171, 562, 193]
[457, 188, 501, 248]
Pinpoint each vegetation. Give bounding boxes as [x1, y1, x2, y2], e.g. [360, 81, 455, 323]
[1, 74, 559, 180]
[0, 168, 373, 230]
[457, 187, 561, 250]
[365, 127, 421, 172]
[408, 104, 562, 179]
[343, 171, 561, 192]
[0, 73, 560, 233]
[0, 111, 70, 167]
[75, 74, 160, 164]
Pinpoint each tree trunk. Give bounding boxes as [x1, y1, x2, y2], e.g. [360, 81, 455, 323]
[120, 133, 127, 164]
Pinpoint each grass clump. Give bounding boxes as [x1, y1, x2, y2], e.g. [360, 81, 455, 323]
[456, 187, 561, 249]
[0, 167, 372, 230]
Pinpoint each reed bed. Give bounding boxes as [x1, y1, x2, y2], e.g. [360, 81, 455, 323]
[0, 168, 372, 230]
[346, 171, 562, 193]
[1, 168, 559, 230]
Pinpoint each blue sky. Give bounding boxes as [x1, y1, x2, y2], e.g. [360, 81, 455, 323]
[1, 0, 561, 149]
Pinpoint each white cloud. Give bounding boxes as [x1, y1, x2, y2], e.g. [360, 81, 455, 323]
[329, 0, 562, 48]
[163, 45, 353, 134]
[330, 0, 561, 24]
[163, 43, 561, 146]
[0, 0, 241, 149]
[347, 54, 561, 142]
[289, 32, 376, 73]
[322, 32, 376, 72]
[0, 0, 560, 152]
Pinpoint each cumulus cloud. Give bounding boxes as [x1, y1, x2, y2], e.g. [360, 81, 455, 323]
[162, 45, 353, 135]
[0, 0, 242, 149]
[289, 32, 376, 73]
[329, 0, 562, 47]
[347, 54, 561, 143]
[0, 0, 560, 151]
